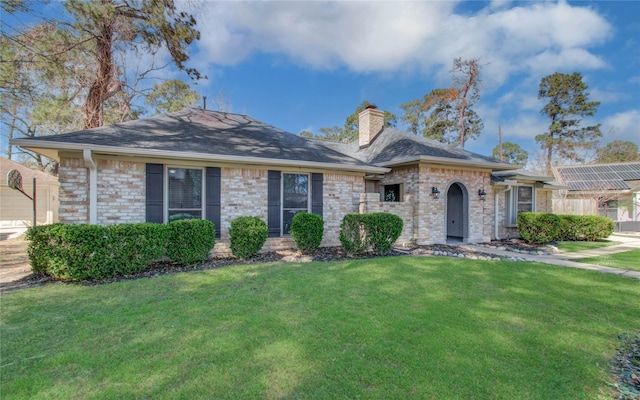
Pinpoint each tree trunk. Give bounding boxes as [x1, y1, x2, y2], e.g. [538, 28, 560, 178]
[83, 2, 115, 129]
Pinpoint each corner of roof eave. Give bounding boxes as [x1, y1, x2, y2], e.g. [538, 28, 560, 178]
[378, 156, 519, 171]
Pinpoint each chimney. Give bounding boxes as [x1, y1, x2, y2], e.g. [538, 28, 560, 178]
[358, 105, 385, 148]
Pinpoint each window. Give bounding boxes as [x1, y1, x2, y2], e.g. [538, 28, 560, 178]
[384, 184, 402, 202]
[282, 173, 309, 235]
[167, 167, 203, 222]
[506, 185, 534, 226]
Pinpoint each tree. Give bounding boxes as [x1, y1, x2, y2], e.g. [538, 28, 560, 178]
[310, 101, 397, 143]
[399, 58, 483, 148]
[4, 0, 202, 129]
[595, 140, 640, 163]
[146, 80, 199, 114]
[491, 142, 528, 165]
[537, 72, 601, 174]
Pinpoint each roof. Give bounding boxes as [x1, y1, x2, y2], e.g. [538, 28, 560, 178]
[0, 157, 59, 186]
[12, 108, 517, 174]
[12, 109, 386, 174]
[555, 162, 640, 191]
[492, 169, 566, 189]
[320, 127, 517, 171]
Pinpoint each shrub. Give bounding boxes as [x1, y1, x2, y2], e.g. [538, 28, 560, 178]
[166, 219, 216, 265]
[558, 214, 614, 241]
[339, 212, 404, 255]
[290, 212, 324, 252]
[25, 223, 167, 281]
[229, 216, 268, 259]
[339, 214, 368, 255]
[517, 212, 561, 244]
[364, 213, 404, 254]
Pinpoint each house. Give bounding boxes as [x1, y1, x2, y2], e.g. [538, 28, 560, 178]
[0, 157, 59, 237]
[11, 107, 557, 250]
[554, 162, 640, 231]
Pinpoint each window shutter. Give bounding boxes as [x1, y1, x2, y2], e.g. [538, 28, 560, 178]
[206, 167, 221, 238]
[268, 170, 281, 237]
[145, 163, 164, 223]
[311, 173, 323, 216]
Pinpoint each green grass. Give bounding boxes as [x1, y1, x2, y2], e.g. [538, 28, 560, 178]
[578, 249, 640, 271]
[556, 240, 621, 252]
[2, 257, 639, 399]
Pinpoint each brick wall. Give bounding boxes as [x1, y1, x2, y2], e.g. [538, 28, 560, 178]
[97, 159, 146, 224]
[58, 157, 88, 224]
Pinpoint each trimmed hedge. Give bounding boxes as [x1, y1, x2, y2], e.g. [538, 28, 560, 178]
[517, 212, 614, 244]
[339, 212, 404, 255]
[229, 216, 268, 259]
[290, 212, 324, 252]
[166, 219, 216, 265]
[557, 214, 614, 241]
[26, 223, 167, 281]
[517, 212, 561, 244]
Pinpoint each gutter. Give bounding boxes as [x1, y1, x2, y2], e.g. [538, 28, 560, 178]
[12, 140, 390, 175]
[378, 155, 518, 171]
[83, 149, 97, 224]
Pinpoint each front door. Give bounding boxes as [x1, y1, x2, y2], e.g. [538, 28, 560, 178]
[447, 183, 465, 239]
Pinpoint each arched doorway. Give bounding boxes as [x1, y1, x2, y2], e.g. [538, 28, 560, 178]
[446, 182, 468, 242]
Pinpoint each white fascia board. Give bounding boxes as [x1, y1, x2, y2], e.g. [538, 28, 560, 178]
[379, 155, 518, 171]
[13, 140, 390, 174]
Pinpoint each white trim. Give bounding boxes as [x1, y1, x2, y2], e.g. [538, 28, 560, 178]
[164, 165, 205, 223]
[83, 149, 97, 224]
[13, 140, 389, 174]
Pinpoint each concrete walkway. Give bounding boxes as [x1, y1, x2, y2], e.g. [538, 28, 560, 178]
[463, 233, 640, 280]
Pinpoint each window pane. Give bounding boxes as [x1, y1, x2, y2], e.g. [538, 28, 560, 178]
[168, 168, 202, 210]
[384, 184, 401, 202]
[283, 174, 308, 209]
[283, 210, 304, 235]
[517, 186, 532, 203]
[168, 210, 201, 222]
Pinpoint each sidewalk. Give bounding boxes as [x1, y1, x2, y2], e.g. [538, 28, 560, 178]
[463, 233, 640, 280]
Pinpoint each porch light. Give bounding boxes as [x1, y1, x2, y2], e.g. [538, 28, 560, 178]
[478, 188, 487, 201]
[431, 186, 440, 199]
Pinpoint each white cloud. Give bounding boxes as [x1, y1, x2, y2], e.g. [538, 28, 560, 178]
[193, 0, 612, 84]
[602, 110, 640, 144]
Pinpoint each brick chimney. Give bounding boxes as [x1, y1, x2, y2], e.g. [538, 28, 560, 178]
[358, 105, 384, 148]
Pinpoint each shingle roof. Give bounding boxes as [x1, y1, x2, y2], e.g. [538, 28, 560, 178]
[322, 127, 515, 170]
[13, 108, 516, 173]
[555, 162, 640, 191]
[13, 108, 378, 171]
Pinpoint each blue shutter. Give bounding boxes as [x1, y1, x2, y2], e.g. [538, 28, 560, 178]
[311, 173, 323, 216]
[145, 163, 164, 223]
[268, 170, 281, 237]
[206, 167, 221, 238]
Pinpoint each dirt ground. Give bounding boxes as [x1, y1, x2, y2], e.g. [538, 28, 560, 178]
[0, 235, 33, 291]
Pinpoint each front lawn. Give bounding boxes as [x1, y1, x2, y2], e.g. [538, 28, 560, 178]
[2, 257, 638, 399]
[578, 249, 640, 272]
[556, 240, 620, 253]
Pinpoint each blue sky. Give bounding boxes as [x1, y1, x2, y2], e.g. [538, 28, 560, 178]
[6, 0, 640, 166]
[182, 0, 639, 165]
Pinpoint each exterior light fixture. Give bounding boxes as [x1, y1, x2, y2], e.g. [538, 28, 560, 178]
[478, 188, 487, 201]
[431, 186, 440, 199]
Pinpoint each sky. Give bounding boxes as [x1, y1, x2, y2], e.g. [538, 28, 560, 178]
[6, 0, 640, 166]
[182, 0, 640, 165]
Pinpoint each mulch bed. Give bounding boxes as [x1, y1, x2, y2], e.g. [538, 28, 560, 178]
[2, 240, 543, 292]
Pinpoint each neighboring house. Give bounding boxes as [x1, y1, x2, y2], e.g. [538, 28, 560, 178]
[0, 157, 59, 235]
[554, 162, 640, 231]
[12, 107, 557, 250]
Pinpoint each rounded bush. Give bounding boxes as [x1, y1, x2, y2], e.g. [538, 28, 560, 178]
[517, 212, 561, 244]
[365, 213, 404, 254]
[290, 212, 324, 252]
[229, 216, 268, 259]
[166, 219, 216, 265]
[339, 214, 368, 254]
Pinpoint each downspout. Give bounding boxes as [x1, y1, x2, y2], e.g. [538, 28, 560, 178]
[83, 149, 97, 224]
[494, 185, 512, 240]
